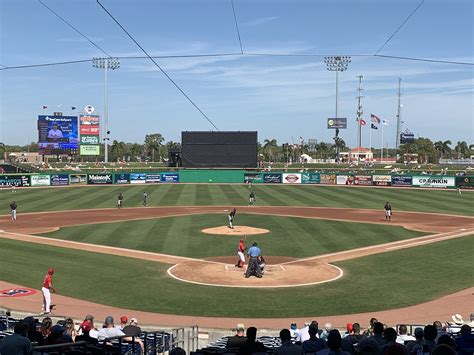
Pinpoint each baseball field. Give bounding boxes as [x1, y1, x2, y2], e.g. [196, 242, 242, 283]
[0, 184, 473, 321]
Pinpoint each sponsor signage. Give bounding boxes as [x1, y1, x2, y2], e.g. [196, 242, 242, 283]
[263, 173, 282, 184]
[146, 173, 161, 183]
[327, 118, 347, 129]
[69, 174, 87, 185]
[354, 175, 372, 185]
[161, 173, 179, 183]
[31, 174, 51, 186]
[80, 146, 100, 155]
[391, 175, 413, 187]
[320, 173, 336, 185]
[301, 172, 320, 184]
[114, 173, 130, 184]
[87, 174, 113, 185]
[337, 175, 355, 185]
[282, 173, 301, 184]
[130, 173, 146, 184]
[244, 173, 263, 183]
[51, 174, 69, 186]
[372, 175, 392, 186]
[80, 135, 100, 145]
[455, 176, 474, 189]
[80, 125, 100, 135]
[0, 175, 31, 187]
[79, 115, 99, 125]
[412, 176, 455, 188]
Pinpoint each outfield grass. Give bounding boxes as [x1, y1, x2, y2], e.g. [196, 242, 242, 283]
[1, 184, 472, 215]
[0, 236, 472, 317]
[42, 214, 426, 258]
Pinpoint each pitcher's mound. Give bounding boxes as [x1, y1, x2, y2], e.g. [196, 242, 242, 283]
[202, 226, 270, 235]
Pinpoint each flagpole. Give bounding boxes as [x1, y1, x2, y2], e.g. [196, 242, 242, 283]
[369, 125, 372, 156]
[381, 123, 384, 163]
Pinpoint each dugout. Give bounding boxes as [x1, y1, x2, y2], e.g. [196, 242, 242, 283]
[181, 131, 257, 168]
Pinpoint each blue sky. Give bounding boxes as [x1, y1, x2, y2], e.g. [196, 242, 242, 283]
[1, 0, 473, 148]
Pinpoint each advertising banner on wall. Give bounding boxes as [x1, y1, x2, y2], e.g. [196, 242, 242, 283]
[354, 175, 372, 185]
[69, 174, 87, 185]
[372, 175, 392, 186]
[456, 176, 474, 189]
[336, 175, 355, 185]
[87, 174, 113, 185]
[31, 174, 51, 186]
[282, 173, 301, 184]
[161, 173, 179, 183]
[80, 135, 100, 145]
[80, 146, 100, 155]
[51, 174, 69, 186]
[244, 173, 263, 183]
[320, 173, 336, 185]
[146, 173, 161, 183]
[0, 175, 31, 187]
[412, 176, 455, 188]
[263, 173, 282, 184]
[301, 173, 320, 184]
[130, 173, 146, 184]
[114, 173, 130, 184]
[392, 175, 413, 187]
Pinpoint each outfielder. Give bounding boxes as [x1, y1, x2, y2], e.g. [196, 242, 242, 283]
[248, 192, 256, 207]
[10, 201, 17, 220]
[235, 238, 247, 268]
[41, 268, 56, 315]
[143, 192, 148, 206]
[384, 202, 392, 221]
[117, 192, 124, 208]
[228, 208, 236, 229]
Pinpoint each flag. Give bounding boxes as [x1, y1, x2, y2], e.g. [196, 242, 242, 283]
[71, 106, 76, 110]
[42, 105, 48, 109]
[370, 114, 381, 124]
[382, 119, 390, 125]
[371, 123, 378, 130]
[359, 119, 366, 126]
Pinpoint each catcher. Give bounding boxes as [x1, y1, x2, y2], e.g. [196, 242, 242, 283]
[228, 208, 237, 229]
[235, 238, 247, 268]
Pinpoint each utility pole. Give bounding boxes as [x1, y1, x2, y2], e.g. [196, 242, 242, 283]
[395, 77, 402, 153]
[356, 75, 364, 163]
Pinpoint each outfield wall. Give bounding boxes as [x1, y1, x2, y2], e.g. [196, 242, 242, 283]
[0, 172, 473, 189]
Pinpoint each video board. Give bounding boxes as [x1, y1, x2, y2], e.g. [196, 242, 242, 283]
[38, 115, 78, 155]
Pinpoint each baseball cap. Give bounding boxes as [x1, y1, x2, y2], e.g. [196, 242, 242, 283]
[120, 316, 128, 324]
[48, 268, 55, 275]
[105, 316, 114, 325]
[51, 324, 65, 334]
[236, 323, 245, 331]
[81, 320, 92, 332]
[130, 318, 138, 324]
[85, 314, 95, 322]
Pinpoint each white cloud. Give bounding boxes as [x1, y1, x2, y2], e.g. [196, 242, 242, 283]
[242, 16, 279, 27]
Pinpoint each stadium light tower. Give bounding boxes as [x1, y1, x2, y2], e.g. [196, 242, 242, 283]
[92, 57, 120, 163]
[324, 56, 351, 162]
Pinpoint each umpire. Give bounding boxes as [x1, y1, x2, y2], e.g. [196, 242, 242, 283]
[245, 242, 262, 278]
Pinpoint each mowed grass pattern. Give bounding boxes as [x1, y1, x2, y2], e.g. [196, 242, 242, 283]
[0, 236, 472, 317]
[1, 184, 472, 215]
[42, 214, 426, 258]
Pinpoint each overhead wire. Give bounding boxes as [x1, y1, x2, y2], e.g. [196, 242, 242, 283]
[0, 59, 93, 70]
[374, 54, 474, 66]
[38, 0, 112, 58]
[230, 0, 244, 54]
[375, 0, 425, 55]
[96, 0, 220, 131]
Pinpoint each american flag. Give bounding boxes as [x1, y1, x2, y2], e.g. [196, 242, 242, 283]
[370, 114, 381, 124]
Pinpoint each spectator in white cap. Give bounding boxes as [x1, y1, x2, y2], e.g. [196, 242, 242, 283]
[226, 323, 246, 349]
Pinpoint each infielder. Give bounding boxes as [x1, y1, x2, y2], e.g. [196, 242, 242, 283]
[235, 238, 247, 268]
[10, 201, 17, 220]
[41, 268, 56, 315]
[117, 193, 124, 208]
[248, 192, 256, 207]
[228, 208, 237, 229]
[384, 202, 392, 221]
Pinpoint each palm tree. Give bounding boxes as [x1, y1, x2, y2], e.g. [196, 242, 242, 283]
[263, 139, 278, 161]
[454, 141, 469, 159]
[434, 140, 452, 159]
[145, 133, 165, 162]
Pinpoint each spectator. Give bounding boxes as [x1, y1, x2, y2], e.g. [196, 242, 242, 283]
[436, 334, 456, 348]
[97, 316, 125, 340]
[290, 323, 300, 339]
[396, 325, 415, 345]
[47, 324, 72, 345]
[82, 314, 99, 339]
[383, 328, 408, 355]
[406, 327, 424, 354]
[320, 322, 333, 341]
[455, 324, 474, 355]
[39, 317, 53, 345]
[297, 321, 312, 342]
[432, 344, 456, 355]
[118, 315, 128, 331]
[364, 318, 378, 336]
[0, 320, 32, 355]
[343, 323, 353, 338]
[317, 329, 350, 355]
[226, 323, 246, 349]
[64, 317, 76, 341]
[238, 327, 267, 355]
[274, 328, 304, 355]
[123, 317, 142, 338]
[422, 324, 437, 352]
[22, 316, 43, 344]
[302, 324, 326, 353]
[356, 338, 380, 355]
[432, 320, 448, 341]
[370, 322, 386, 347]
[346, 322, 364, 345]
[75, 320, 99, 346]
[170, 347, 187, 355]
